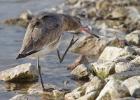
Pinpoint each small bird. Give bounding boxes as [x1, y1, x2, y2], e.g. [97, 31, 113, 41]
[16, 12, 99, 91]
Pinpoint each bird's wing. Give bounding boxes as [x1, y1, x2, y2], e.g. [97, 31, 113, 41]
[17, 14, 63, 59]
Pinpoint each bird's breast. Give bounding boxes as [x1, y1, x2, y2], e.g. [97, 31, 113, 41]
[28, 35, 62, 59]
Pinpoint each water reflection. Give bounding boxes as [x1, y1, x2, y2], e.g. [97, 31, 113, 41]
[4, 82, 35, 92]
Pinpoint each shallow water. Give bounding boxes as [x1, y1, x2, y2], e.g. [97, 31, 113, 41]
[0, 0, 80, 99]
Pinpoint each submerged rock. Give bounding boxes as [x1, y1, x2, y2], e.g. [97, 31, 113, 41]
[96, 79, 129, 100]
[122, 76, 140, 97]
[9, 94, 38, 100]
[0, 63, 38, 82]
[28, 83, 67, 100]
[3, 10, 32, 28]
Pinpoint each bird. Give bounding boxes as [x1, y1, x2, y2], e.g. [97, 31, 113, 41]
[16, 11, 99, 91]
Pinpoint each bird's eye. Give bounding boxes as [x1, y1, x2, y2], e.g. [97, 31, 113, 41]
[35, 21, 40, 26]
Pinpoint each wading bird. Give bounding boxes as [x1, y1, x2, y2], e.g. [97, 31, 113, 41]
[16, 12, 99, 91]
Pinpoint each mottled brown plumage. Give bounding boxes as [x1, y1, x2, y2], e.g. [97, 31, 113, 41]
[16, 12, 98, 91]
[16, 12, 82, 59]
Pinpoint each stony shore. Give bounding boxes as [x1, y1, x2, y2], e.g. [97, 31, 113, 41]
[1, 0, 140, 100]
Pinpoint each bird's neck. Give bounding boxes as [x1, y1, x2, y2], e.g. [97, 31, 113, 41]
[62, 15, 78, 32]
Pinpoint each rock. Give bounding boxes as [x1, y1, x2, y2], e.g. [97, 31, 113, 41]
[70, 35, 108, 57]
[77, 92, 96, 100]
[96, 79, 129, 100]
[122, 76, 140, 97]
[84, 76, 105, 95]
[19, 10, 32, 21]
[99, 46, 135, 61]
[111, 7, 127, 18]
[3, 18, 29, 28]
[90, 61, 115, 79]
[115, 56, 140, 73]
[3, 10, 32, 28]
[70, 64, 89, 79]
[130, 56, 140, 65]
[115, 62, 136, 73]
[107, 69, 140, 81]
[125, 30, 140, 46]
[114, 55, 135, 63]
[9, 94, 38, 100]
[131, 46, 140, 55]
[0, 63, 38, 82]
[65, 76, 104, 100]
[127, 7, 140, 22]
[28, 83, 66, 100]
[10, 94, 28, 100]
[65, 86, 85, 100]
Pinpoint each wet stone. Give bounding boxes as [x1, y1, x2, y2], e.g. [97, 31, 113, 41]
[0, 63, 38, 82]
[122, 76, 140, 98]
[96, 79, 129, 100]
[70, 64, 89, 79]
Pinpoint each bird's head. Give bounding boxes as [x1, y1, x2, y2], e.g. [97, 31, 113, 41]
[63, 15, 99, 38]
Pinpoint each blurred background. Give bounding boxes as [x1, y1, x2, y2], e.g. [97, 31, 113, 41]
[0, 0, 140, 99]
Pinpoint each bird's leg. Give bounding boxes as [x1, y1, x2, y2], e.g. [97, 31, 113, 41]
[57, 35, 78, 63]
[37, 57, 45, 91]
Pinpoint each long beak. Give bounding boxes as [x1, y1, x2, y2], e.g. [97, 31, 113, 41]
[80, 26, 100, 38]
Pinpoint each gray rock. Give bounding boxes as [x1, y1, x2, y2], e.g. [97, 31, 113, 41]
[19, 10, 32, 21]
[125, 30, 140, 46]
[0, 63, 38, 82]
[122, 76, 140, 97]
[90, 61, 115, 79]
[111, 7, 127, 18]
[107, 70, 140, 81]
[77, 92, 96, 100]
[71, 64, 89, 79]
[115, 62, 136, 73]
[127, 7, 140, 22]
[131, 46, 140, 55]
[65, 86, 85, 100]
[114, 55, 135, 63]
[99, 46, 135, 61]
[130, 56, 140, 65]
[84, 76, 105, 95]
[65, 76, 104, 100]
[96, 79, 129, 100]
